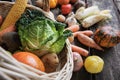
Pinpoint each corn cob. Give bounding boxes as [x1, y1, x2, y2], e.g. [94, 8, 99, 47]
[0, 0, 28, 31]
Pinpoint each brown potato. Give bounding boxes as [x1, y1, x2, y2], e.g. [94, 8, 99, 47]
[41, 53, 59, 73]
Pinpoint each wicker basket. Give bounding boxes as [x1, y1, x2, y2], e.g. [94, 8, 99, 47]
[0, 1, 73, 80]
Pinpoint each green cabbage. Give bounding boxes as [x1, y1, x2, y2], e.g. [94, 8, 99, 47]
[16, 9, 72, 56]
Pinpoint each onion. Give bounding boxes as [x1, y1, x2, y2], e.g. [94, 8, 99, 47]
[73, 52, 83, 72]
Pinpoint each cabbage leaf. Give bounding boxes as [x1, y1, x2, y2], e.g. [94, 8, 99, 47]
[16, 9, 72, 56]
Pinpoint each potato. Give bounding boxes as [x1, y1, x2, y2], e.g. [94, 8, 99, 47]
[56, 15, 66, 22]
[41, 53, 59, 73]
[0, 32, 21, 52]
[73, 52, 83, 72]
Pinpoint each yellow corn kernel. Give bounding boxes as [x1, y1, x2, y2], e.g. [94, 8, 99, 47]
[0, 0, 28, 31]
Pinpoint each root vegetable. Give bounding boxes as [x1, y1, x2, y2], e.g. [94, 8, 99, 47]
[13, 52, 45, 72]
[73, 52, 83, 72]
[66, 25, 80, 32]
[0, 47, 46, 78]
[65, 12, 77, 26]
[82, 10, 112, 28]
[73, 30, 93, 37]
[80, 30, 94, 36]
[0, 25, 16, 45]
[56, 15, 66, 22]
[71, 45, 89, 56]
[77, 33, 104, 51]
[41, 53, 59, 73]
[75, 6, 100, 20]
[68, 35, 74, 43]
[1, 32, 21, 52]
[0, 25, 16, 37]
[0, 15, 3, 25]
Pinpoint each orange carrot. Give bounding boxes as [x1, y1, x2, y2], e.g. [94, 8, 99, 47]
[0, 15, 3, 26]
[68, 35, 74, 43]
[0, 25, 16, 37]
[71, 44, 89, 56]
[77, 33, 104, 51]
[73, 30, 93, 37]
[66, 25, 80, 32]
[73, 32, 79, 37]
[80, 30, 93, 36]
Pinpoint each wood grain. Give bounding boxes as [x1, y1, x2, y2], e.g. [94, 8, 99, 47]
[71, 0, 120, 80]
[87, 0, 120, 80]
[114, 0, 120, 12]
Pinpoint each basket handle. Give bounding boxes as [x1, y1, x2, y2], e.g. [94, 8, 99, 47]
[43, 0, 50, 12]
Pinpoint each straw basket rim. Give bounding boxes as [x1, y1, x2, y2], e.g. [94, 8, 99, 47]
[0, 1, 73, 80]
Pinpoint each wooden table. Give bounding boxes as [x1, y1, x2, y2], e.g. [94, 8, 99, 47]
[71, 0, 120, 80]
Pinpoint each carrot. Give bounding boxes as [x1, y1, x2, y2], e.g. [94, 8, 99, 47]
[66, 25, 80, 32]
[73, 30, 94, 37]
[77, 33, 104, 51]
[68, 35, 74, 43]
[0, 25, 16, 37]
[71, 44, 89, 56]
[0, 15, 3, 26]
[73, 32, 79, 37]
[80, 30, 94, 36]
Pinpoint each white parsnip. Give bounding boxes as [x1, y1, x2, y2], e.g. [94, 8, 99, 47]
[75, 6, 100, 20]
[82, 10, 112, 28]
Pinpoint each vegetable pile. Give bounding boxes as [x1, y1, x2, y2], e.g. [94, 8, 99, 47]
[0, 2, 72, 73]
[0, 0, 120, 76]
[35, 0, 120, 73]
[16, 9, 72, 57]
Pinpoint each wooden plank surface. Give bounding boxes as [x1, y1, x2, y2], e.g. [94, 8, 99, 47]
[114, 0, 120, 13]
[71, 0, 120, 80]
[87, 0, 120, 79]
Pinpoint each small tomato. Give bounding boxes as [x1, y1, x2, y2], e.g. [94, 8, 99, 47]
[61, 4, 72, 15]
